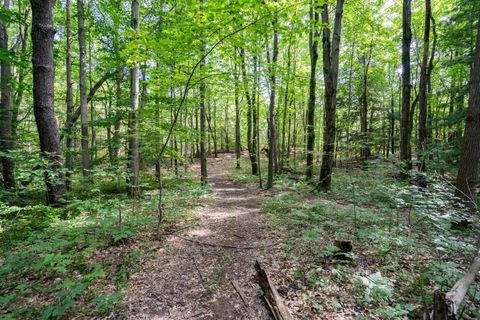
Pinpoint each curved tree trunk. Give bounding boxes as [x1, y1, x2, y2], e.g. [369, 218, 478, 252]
[30, 0, 67, 205]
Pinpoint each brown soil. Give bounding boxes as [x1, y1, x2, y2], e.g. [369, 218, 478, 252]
[124, 154, 286, 319]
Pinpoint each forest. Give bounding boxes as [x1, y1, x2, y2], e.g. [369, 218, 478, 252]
[0, 0, 480, 319]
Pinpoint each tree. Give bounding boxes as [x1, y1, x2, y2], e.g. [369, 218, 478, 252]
[128, 0, 140, 197]
[234, 59, 241, 169]
[455, 19, 480, 204]
[65, 0, 74, 190]
[0, 0, 15, 189]
[306, 0, 320, 180]
[29, 0, 67, 204]
[417, 0, 431, 176]
[318, 0, 345, 190]
[400, 0, 412, 169]
[77, 0, 90, 177]
[200, 40, 208, 185]
[266, 1, 279, 189]
[239, 47, 258, 175]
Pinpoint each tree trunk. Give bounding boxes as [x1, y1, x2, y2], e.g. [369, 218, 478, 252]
[225, 103, 230, 152]
[345, 40, 355, 159]
[65, 0, 74, 190]
[112, 70, 123, 161]
[400, 0, 412, 169]
[239, 47, 258, 175]
[30, 0, 67, 205]
[77, 0, 90, 177]
[318, 0, 344, 190]
[266, 4, 278, 189]
[306, 0, 319, 180]
[417, 0, 431, 177]
[200, 41, 207, 185]
[0, 0, 15, 189]
[360, 42, 373, 160]
[88, 23, 96, 162]
[280, 34, 293, 172]
[234, 61, 241, 169]
[128, 0, 140, 197]
[455, 20, 480, 204]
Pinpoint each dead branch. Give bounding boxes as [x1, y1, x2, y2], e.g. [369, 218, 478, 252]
[174, 234, 279, 250]
[230, 278, 249, 307]
[191, 255, 204, 283]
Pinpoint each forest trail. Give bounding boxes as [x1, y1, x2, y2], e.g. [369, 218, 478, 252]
[124, 153, 283, 319]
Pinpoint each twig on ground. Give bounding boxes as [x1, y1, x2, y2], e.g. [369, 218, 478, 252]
[191, 255, 205, 283]
[230, 278, 249, 307]
[174, 234, 280, 250]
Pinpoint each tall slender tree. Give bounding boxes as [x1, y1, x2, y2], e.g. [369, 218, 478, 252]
[77, 0, 90, 177]
[318, 0, 345, 190]
[200, 41, 207, 184]
[417, 0, 431, 175]
[234, 60, 241, 169]
[266, 2, 279, 189]
[65, 0, 74, 190]
[128, 0, 140, 196]
[455, 19, 480, 204]
[306, 0, 320, 180]
[29, 0, 67, 204]
[239, 47, 258, 175]
[400, 0, 412, 169]
[0, 0, 15, 189]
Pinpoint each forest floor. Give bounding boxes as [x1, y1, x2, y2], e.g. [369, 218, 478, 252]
[122, 152, 480, 320]
[124, 153, 284, 319]
[1, 153, 479, 319]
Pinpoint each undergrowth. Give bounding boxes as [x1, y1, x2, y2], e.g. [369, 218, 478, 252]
[259, 159, 480, 319]
[0, 170, 209, 319]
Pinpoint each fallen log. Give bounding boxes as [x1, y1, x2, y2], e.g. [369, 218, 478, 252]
[427, 248, 480, 319]
[255, 260, 293, 320]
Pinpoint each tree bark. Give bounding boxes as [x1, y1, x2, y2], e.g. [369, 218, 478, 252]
[77, 0, 90, 177]
[455, 20, 480, 203]
[280, 34, 293, 172]
[128, 0, 140, 197]
[360, 42, 373, 160]
[200, 41, 207, 185]
[400, 0, 413, 169]
[306, 0, 319, 180]
[417, 0, 431, 176]
[239, 47, 258, 175]
[266, 3, 278, 189]
[318, 0, 344, 190]
[65, 0, 74, 190]
[30, 0, 67, 205]
[0, 0, 15, 189]
[234, 60, 241, 169]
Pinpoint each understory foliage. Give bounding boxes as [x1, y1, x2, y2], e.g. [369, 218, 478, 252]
[0, 171, 209, 318]
[259, 159, 479, 319]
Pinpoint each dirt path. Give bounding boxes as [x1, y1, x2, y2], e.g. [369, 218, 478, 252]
[124, 154, 283, 319]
